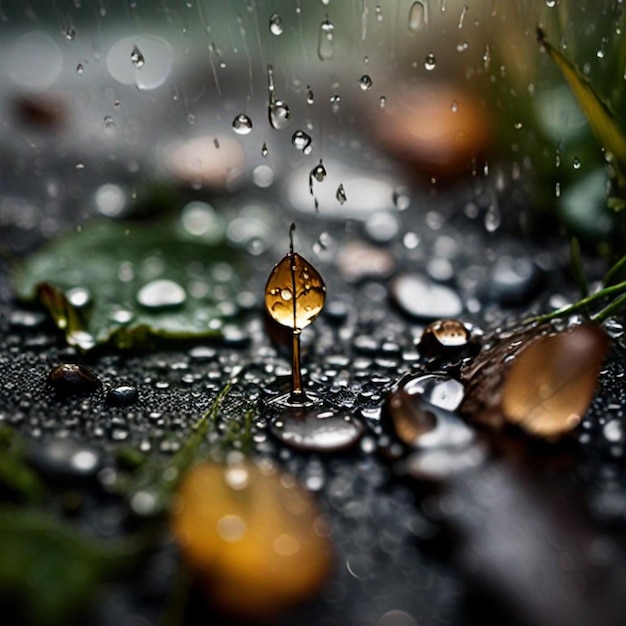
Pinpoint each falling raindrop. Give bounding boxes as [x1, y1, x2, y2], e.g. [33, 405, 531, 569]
[359, 74, 373, 91]
[573, 156, 581, 170]
[292, 130, 312, 154]
[408, 1, 427, 32]
[458, 3, 468, 29]
[76, 63, 84, 75]
[261, 142, 269, 157]
[232, 113, 253, 135]
[424, 53, 437, 71]
[306, 86, 315, 104]
[312, 160, 327, 182]
[269, 99, 291, 130]
[269, 13, 284, 36]
[130, 44, 145, 68]
[318, 20, 335, 61]
[375, 5, 383, 21]
[336, 184, 347, 205]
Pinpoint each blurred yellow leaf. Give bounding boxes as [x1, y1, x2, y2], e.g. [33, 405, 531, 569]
[171, 460, 333, 619]
[502, 325, 610, 438]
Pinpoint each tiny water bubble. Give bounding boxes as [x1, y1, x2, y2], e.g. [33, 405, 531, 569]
[380, 95, 387, 108]
[232, 113, 253, 135]
[76, 63, 84, 75]
[312, 159, 327, 182]
[261, 142, 269, 157]
[573, 156, 581, 170]
[359, 74, 373, 91]
[424, 53, 437, 71]
[336, 184, 347, 205]
[130, 44, 145, 68]
[269, 13, 284, 36]
[292, 130, 312, 154]
[306, 86, 315, 104]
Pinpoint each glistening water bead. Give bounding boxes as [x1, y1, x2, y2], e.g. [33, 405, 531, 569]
[232, 113, 253, 135]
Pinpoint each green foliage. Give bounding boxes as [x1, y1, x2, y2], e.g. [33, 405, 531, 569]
[13, 218, 245, 351]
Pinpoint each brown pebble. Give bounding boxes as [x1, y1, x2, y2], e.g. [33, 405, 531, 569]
[47, 364, 101, 396]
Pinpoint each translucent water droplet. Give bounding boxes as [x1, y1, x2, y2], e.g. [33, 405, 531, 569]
[451, 99, 458, 112]
[424, 53, 437, 71]
[408, 1, 427, 32]
[261, 142, 269, 157]
[573, 156, 581, 170]
[458, 3, 468, 29]
[270, 407, 365, 452]
[379, 95, 387, 108]
[232, 113, 253, 135]
[269, 99, 291, 130]
[318, 20, 335, 61]
[269, 13, 284, 36]
[483, 43, 491, 70]
[359, 74, 373, 91]
[76, 63, 84, 75]
[336, 184, 347, 205]
[375, 5, 383, 21]
[330, 93, 341, 113]
[103, 115, 117, 138]
[306, 86, 315, 104]
[292, 130, 312, 154]
[312, 159, 327, 182]
[137, 279, 186, 309]
[130, 44, 145, 68]
[63, 28, 76, 41]
[545, 0, 558, 7]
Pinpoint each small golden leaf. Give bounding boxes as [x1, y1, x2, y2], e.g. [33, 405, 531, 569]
[264, 231, 325, 330]
[501, 325, 610, 438]
[171, 460, 333, 619]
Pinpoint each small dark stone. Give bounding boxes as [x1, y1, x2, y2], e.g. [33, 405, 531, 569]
[47, 363, 101, 396]
[418, 319, 471, 358]
[106, 385, 139, 407]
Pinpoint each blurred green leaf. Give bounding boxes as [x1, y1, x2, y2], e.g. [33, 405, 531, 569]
[538, 28, 626, 189]
[13, 219, 246, 351]
[0, 507, 141, 625]
[0, 426, 45, 503]
[604, 254, 626, 287]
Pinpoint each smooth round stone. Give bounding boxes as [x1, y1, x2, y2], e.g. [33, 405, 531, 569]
[390, 274, 463, 320]
[106, 385, 139, 407]
[28, 439, 101, 482]
[418, 319, 470, 358]
[377, 610, 418, 626]
[46, 364, 101, 396]
[489, 256, 541, 306]
[270, 408, 365, 453]
[137, 279, 186, 309]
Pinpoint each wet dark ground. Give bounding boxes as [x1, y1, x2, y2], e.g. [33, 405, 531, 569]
[2, 150, 626, 626]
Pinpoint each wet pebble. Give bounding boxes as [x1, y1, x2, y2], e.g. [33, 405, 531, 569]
[106, 384, 139, 407]
[270, 407, 365, 453]
[390, 274, 463, 320]
[488, 255, 542, 306]
[27, 438, 101, 482]
[47, 363, 102, 396]
[418, 319, 471, 358]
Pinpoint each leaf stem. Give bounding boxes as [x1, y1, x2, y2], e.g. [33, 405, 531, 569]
[592, 293, 626, 323]
[523, 280, 626, 325]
